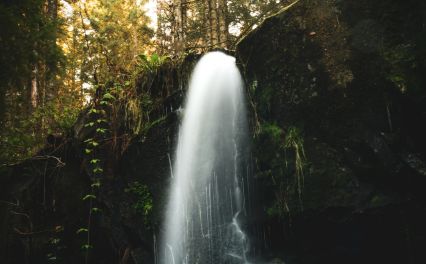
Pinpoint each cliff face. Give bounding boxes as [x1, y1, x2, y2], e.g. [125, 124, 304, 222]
[0, 55, 196, 264]
[236, 0, 426, 263]
[1, 1, 426, 263]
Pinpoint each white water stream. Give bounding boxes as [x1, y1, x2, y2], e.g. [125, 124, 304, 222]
[160, 52, 250, 264]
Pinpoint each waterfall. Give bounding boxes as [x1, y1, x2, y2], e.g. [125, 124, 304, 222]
[160, 51, 250, 264]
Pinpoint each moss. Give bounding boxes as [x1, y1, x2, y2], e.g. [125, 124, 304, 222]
[368, 193, 394, 208]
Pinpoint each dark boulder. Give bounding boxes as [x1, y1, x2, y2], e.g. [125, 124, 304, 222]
[237, 0, 426, 263]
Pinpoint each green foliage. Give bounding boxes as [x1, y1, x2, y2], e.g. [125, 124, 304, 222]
[124, 95, 144, 136]
[125, 181, 153, 225]
[0, 100, 80, 163]
[261, 122, 283, 144]
[284, 126, 306, 207]
[91, 207, 102, 213]
[0, 0, 74, 164]
[82, 194, 96, 201]
[81, 244, 93, 251]
[382, 44, 416, 93]
[102, 93, 116, 101]
[0, 0, 65, 90]
[77, 228, 89, 234]
[141, 116, 167, 136]
[74, 0, 154, 84]
[257, 123, 307, 216]
[137, 53, 168, 73]
[92, 167, 103, 173]
[91, 180, 101, 187]
[85, 149, 93, 154]
[96, 128, 107, 134]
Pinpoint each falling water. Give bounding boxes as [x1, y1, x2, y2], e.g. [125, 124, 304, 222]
[160, 52, 250, 264]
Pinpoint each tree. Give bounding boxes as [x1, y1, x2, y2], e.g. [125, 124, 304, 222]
[155, 0, 293, 54]
[0, 0, 66, 162]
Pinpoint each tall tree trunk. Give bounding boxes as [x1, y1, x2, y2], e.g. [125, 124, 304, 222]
[156, 0, 165, 53]
[174, 0, 184, 52]
[169, 1, 177, 52]
[171, 0, 187, 53]
[0, 87, 5, 127]
[31, 65, 38, 109]
[218, 0, 228, 49]
[210, 0, 219, 47]
[203, 0, 212, 47]
[47, 0, 58, 21]
[181, 0, 187, 49]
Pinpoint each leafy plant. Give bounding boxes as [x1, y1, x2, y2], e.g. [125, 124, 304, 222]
[79, 97, 110, 263]
[261, 122, 283, 144]
[125, 181, 153, 225]
[136, 53, 168, 73]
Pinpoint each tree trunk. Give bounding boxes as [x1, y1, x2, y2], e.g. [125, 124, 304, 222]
[47, 0, 58, 21]
[218, 0, 228, 49]
[156, 0, 165, 53]
[169, 1, 177, 52]
[210, 0, 219, 47]
[181, 0, 187, 46]
[204, 0, 212, 47]
[174, 0, 185, 52]
[31, 65, 38, 109]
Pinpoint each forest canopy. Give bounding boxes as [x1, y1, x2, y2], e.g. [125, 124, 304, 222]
[0, 0, 293, 163]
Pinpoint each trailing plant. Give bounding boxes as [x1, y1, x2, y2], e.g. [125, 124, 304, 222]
[96, 75, 156, 155]
[46, 226, 65, 263]
[283, 126, 306, 209]
[78, 87, 115, 263]
[257, 123, 307, 216]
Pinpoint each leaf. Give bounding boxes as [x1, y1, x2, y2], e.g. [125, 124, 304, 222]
[76, 228, 88, 234]
[88, 108, 98, 114]
[85, 149, 92, 154]
[90, 141, 99, 147]
[102, 93, 116, 100]
[81, 244, 92, 250]
[50, 238, 60, 244]
[91, 181, 101, 188]
[151, 53, 159, 63]
[96, 128, 107, 134]
[90, 159, 100, 164]
[82, 194, 96, 201]
[84, 138, 93, 143]
[93, 167, 103, 173]
[100, 100, 109, 105]
[92, 207, 102, 213]
[138, 54, 148, 62]
[84, 122, 95, 127]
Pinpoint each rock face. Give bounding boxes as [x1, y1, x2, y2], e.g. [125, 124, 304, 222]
[236, 0, 426, 263]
